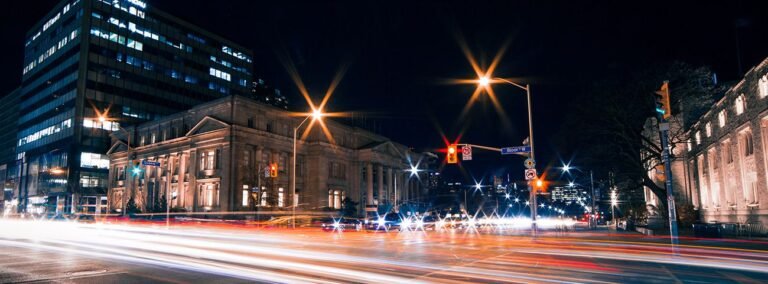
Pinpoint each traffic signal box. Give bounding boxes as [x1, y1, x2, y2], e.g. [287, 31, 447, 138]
[447, 144, 458, 164]
[270, 163, 278, 178]
[654, 81, 671, 120]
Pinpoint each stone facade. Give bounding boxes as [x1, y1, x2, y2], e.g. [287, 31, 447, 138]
[641, 115, 696, 210]
[684, 58, 768, 224]
[106, 95, 435, 216]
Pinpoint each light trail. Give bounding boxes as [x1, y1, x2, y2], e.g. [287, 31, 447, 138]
[0, 218, 767, 283]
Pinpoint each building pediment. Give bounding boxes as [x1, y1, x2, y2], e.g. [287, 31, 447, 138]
[186, 116, 230, 137]
[107, 141, 129, 155]
[360, 140, 404, 159]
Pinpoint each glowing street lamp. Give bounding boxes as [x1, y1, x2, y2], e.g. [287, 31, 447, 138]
[478, 76, 491, 87]
[292, 108, 325, 228]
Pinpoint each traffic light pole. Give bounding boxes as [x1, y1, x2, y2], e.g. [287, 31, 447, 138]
[659, 121, 680, 251]
[655, 81, 679, 253]
[524, 84, 537, 237]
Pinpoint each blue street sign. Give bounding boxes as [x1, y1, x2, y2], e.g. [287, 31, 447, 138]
[141, 160, 161, 167]
[501, 146, 531, 155]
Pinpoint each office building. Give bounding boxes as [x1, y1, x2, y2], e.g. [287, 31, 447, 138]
[16, 0, 254, 214]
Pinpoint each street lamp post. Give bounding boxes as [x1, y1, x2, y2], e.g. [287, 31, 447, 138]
[482, 77, 537, 235]
[292, 110, 323, 229]
[611, 188, 618, 230]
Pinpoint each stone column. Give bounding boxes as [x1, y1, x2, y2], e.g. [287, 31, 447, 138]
[366, 163, 374, 205]
[387, 167, 394, 204]
[377, 165, 384, 205]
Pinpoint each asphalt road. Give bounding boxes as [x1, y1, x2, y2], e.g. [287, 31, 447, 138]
[0, 219, 767, 283]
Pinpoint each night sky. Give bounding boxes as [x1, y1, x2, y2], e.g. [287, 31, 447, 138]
[3, 0, 768, 183]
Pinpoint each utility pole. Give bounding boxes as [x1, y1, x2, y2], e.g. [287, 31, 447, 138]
[590, 170, 596, 229]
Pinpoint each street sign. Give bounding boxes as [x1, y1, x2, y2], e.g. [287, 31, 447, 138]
[524, 169, 537, 180]
[264, 167, 271, 178]
[524, 158, 536, 169]
[461, 145, 472, 161]
[501, 146, 531, 155]
[141, 160, 161, 167]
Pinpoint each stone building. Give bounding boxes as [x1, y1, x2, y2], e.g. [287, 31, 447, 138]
[685, 58, 768, 224]
[641, 114, 697, 212]
[106, 95, 434, 216]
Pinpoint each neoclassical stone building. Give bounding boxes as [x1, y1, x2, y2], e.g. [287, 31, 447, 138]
[106, 95, 435, 216]
[685, 58, 768, 224]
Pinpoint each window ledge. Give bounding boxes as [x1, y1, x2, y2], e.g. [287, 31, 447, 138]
[747, 203, 760, 208]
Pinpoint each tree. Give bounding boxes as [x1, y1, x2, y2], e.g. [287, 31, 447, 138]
[341, 197, 358, 217]
[156, 194, 168, 213]
[125, 197, 141, 215]
[558, 61, 724, 215]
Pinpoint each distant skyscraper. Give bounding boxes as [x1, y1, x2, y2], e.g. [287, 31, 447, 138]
[16, 0, 254, 214]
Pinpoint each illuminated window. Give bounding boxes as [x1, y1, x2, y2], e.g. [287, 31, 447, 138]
[328, 190, 344, 209]
[127, 38, 143, 51]
[695, 131, 701, 145]
[760, 75, 768, 98]
[80, 176, 100, 188]
[242, 185, 249, 207]
[209, 68, 231, 81]
[687, 139, 691, 151]
[260, 190, 268, 206]
[205, 185, 214, 206]
[735, 94, 746, 115]
[705, 122, 712, 137]
[81, 152, 109, 169]
[199, 184, 218, 207]
[83, 118, 119, 131]
[718, 110, 727, 127]
[278, 187, 285, 207]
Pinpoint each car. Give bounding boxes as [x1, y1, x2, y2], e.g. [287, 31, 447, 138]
[320, 217, 362, 232]
[365, 214, 401, 231]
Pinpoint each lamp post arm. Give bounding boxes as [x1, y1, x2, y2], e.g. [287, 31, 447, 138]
[494, 78, 529, 92]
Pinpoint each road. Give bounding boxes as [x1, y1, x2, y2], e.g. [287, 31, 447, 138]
[0, 219, 767, 283]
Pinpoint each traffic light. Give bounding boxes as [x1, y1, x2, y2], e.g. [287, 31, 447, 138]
[269, 163, 278, 177]
[654, 81, 671, 120]
[447, 144, 458, 164]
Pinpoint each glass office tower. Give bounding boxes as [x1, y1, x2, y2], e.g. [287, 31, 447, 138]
[17, 0, 254, 214]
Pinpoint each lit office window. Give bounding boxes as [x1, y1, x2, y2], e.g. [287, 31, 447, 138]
[83, 118, 119, 131]
[209, 68, 231, 81]
[127, 38, 143, 51]
[81, 152, 109, 169]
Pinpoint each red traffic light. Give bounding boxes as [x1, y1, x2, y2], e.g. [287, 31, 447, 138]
[447, 144, 458, 164]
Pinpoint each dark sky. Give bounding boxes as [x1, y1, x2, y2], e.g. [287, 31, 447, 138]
[3, 0, 768, 183]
